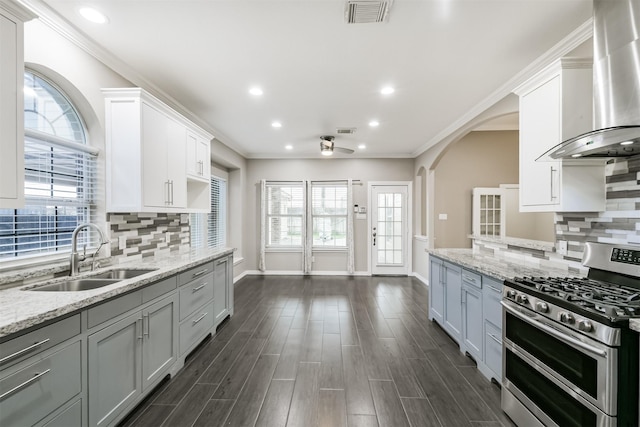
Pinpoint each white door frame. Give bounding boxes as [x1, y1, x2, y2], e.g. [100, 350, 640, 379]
[367, 181, 413, 275]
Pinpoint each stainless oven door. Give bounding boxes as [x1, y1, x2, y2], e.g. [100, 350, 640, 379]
[502, 301, 617, 421]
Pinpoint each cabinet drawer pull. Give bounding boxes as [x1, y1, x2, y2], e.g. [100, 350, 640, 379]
[192, 283, 206, 293]
[192, 269, 208, 278]
[0, 338, 50, 364]
[192, 312, 208, 325]
[462, 275, 477, 283]
[488, 333, 502, 345]
[0, 369, 51, 401]
[487, 285, 501, 294]
[137, 318, 143, 340]
[216, 259, 226, 266]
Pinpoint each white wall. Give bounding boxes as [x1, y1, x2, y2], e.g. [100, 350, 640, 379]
[244, 158, 414, 273]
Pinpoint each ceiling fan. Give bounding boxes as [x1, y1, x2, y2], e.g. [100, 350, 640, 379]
[320, 135, 354, 156]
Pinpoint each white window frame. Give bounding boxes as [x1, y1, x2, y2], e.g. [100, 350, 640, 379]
[264, 183, 304, 250]
[0, 70, 98, 264]
[311, 182, 348, 251]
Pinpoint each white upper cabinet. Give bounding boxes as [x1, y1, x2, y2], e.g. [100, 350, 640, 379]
[103, 88, 213, 213]
[514, 58, 606, 212]
[186, 130, 211, 181]
[0, 1, 34, 208]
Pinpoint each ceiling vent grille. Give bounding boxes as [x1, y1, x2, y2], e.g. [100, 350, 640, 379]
[345, 0, 393, 24]
[336, 127, 357, 134]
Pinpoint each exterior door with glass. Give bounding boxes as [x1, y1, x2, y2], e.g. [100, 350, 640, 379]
[370, 184, 409, 275]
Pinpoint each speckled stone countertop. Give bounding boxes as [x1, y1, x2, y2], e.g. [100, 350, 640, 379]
[428, 248, 580, 281]
[630, 319, 640, 333]
[0, 247, 234, 339]
[468, 235, 556, 252]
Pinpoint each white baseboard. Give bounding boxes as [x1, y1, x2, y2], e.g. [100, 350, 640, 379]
[238, 270, 370, 277]
[411, 271, 429, 287]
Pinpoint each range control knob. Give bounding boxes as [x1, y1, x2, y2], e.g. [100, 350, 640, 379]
[535, 302, 549, 313]
[515, 294, 529, 304]
[559, 312, 575, 324]
[506, 290, 517, 299]
[578, 320, 593, 333]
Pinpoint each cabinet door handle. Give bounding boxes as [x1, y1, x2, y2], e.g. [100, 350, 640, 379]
[0, 369, 51, 401]
[488, 333, 502, 345]
[143, 313, 149, 337]
[170, 180, 174, 205]
[192, 269, 209, 278]
[198, 160, 203, 175]
[165, 181, 170, 205]
[192, 312, 208, 325]
[0, 338, 50, 365]
[550, 166, 557, 200]
[192, 283, 206, 293]
[487, 285, 501, 294]
[137, 318, 143, 340]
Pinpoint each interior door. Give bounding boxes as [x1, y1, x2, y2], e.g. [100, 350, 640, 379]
[370, 184, 409, 275]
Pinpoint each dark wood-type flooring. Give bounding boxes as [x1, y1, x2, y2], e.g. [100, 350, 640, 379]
[120, 275, 515, 427]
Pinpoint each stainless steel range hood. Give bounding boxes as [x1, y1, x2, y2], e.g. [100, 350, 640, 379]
[540, 0, 640, 160]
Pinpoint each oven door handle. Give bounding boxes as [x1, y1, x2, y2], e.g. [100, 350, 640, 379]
[501, 301, 607, 358]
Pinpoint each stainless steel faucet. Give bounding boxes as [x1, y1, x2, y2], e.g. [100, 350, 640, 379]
[70, 223, 109, 276]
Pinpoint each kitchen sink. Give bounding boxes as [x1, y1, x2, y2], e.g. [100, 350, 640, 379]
[30, 278, 121, 292]
[90, 268, 157, 280]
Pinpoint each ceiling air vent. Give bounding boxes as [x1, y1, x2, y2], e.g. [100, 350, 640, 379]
[345, 0, 393, 24]
[336, 127, 357, 134]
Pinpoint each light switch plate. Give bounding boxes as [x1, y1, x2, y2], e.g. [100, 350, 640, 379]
[557, 240, 568, 255]
[438, 213, 448, 220]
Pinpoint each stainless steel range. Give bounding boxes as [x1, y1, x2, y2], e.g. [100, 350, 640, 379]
[501, 242, 640, 427]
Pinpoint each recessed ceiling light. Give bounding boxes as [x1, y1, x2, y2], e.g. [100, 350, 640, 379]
[79, 7, 108, 24]
[285, 145, 293, 150]
[358, 144, 366, 150]
[380, 86, 395, 95]
[620, 140, 634, 146]
[369, 120, 379, 127]
[249, 87, 263, 96]
[271, 121, 282, 128]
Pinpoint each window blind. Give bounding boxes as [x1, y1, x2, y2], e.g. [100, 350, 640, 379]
[190, 176, 227, 249]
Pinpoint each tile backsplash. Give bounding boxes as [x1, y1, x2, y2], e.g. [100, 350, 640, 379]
[555, 156, 640, 259]
[108, 213, 190, 261]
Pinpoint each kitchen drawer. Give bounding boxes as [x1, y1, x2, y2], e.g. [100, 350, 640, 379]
[178, 261, 214, 287]
[43, 399, 82, 427]
[0, 340, 81, 427]
[484, 320, 502, 382]
[142, 275, 177, 304]
[462, 269, 482, 289]
[179, 301, 214, 355]
[0, 314, 80, 371]
[179, 272, 214, 321]
[87, 290, 143, 329]
[483, 277, 503, 328]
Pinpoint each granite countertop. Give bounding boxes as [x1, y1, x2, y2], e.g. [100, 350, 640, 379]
[0, 247, 234, 339]
[428, 248, 579, 281]
[630, 319, 640, 333]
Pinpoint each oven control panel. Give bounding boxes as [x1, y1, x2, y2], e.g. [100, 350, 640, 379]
[611, 247, 640, 265]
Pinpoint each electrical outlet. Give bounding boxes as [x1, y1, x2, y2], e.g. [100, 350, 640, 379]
[438, 213, 448, 220]
[557, 240, 568, 256]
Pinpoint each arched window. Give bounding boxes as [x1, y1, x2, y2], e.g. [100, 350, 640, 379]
[0, 70, 98, 260]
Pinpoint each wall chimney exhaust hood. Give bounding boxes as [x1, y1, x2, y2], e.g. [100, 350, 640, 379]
[539, 0, 640, 161]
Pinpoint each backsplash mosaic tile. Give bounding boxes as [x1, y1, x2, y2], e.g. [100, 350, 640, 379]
[108, 213, 190, 262]
[556, 156, 640, 256]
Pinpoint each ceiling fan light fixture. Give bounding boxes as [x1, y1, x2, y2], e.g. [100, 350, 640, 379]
[321, 148, 334, 156]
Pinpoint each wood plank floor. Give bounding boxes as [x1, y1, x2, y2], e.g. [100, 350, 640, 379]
[119, 275, 515, 427]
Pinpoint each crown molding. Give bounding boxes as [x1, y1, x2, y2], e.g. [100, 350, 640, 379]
[412, 18, 593, 158]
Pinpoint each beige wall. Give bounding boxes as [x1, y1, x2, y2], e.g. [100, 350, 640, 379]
[433, 130, 519, 248]
[244, 158, 414, 273]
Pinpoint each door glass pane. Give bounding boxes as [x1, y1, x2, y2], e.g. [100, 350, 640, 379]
[376, 191, 403, 266]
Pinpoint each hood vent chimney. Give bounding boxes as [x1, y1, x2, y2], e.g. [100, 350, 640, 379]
[542, 0, 640, 160]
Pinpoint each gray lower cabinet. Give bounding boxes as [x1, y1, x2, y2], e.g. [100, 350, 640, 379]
[213, 255, 232, 324]
[479, 277, 503, 383]
[428, 257, 444, 324]
[88, 294, 177, 427]
[0, 340, 82, 427]
[461, 269, 483, 362]
[443, 261, 462, 343]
